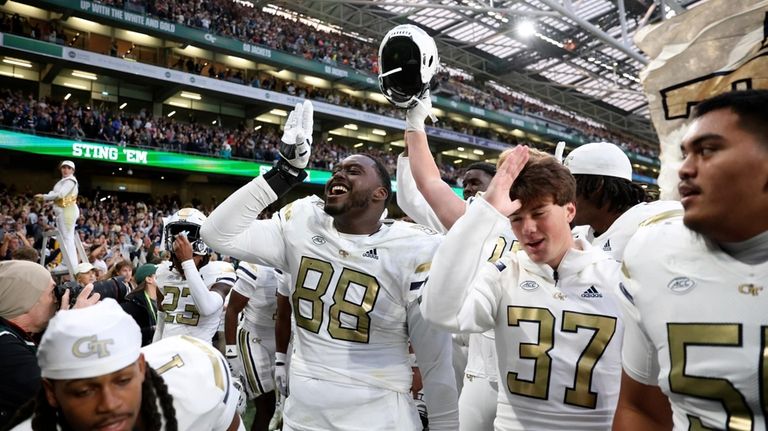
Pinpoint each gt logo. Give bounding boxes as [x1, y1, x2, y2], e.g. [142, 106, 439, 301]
[738, 284, 764, 296]
[72, 335, 114, 358]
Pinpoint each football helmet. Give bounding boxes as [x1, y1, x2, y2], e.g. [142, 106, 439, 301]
[163, 208, 210, 255]
[378, 24, 438, 109]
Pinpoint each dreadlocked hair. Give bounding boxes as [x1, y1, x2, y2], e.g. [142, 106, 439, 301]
[16, 367, 177, 431]
[575, 174, 646, 214]
[142, 367, 178, 431]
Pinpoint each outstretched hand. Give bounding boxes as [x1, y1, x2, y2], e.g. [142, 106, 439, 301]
[280, 100, 314, 169]
[483, 146, 530, 216]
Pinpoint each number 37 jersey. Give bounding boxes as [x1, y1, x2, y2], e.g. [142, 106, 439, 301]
[273, 196, 442, 392]
[620, 219, 768, 430]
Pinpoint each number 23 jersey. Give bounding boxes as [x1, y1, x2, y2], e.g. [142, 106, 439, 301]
[275, 196, 441, 392]
[620, 218, 768, 430]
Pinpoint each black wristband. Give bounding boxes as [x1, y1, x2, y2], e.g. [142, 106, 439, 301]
[263, 158, 308, 196]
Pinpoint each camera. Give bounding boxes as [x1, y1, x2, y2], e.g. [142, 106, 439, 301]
[55, 276, 131, 308]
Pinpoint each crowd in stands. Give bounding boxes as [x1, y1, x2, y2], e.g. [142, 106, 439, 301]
[0, 0, 658, 159]
[0, 88, 468, 184]
[139, 0, 657, 157]
[0, 182, 175, 275]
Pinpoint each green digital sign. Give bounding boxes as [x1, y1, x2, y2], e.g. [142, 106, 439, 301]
[0, 129, 464, 194]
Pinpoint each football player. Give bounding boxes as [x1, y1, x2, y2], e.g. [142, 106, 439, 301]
[11, 299, 243, 431]
[397, 91, 514, 430]
[421, 149, 625, 430]
[201, 100, 458, 430]
[563, 141, 682, 260]
[154, 208, 235, 344]
[224, 261, 281, 431]
[613, 90, 768, 430]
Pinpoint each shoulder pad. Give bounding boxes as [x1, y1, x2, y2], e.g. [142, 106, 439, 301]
[409, 224, 439, 235]
[638, 209, 683, 227]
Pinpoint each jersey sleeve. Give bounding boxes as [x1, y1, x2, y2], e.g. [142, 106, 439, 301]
[395, 155, 448, 233]
[233, 262, 259, 298]
[406, 300, 459, 430]
[201, 261, 237, 288]
[275, 269, 291, 297]
[201, 175, 288, 270]
[617, 233, 660, 386]
[420, 197, 508, 333]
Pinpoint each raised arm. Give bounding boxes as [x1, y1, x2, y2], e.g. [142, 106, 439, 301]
[395, 153, 447, 233]
[404, 94, 467, 229]
[202, 101, 313, 267]
[420, 147, 529, 331]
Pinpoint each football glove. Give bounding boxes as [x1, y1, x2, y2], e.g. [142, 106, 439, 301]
[279, 100, 313, 169]
[405, 91, 437, 132]
[268, 391, 284, 431]
[274, 352, 289, 397]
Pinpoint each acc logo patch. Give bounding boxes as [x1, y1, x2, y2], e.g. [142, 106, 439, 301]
[411, 224, 438, 235]
[312, 235, 326, 245]
[519, 280, 539, 291]
[667, 276, 695, 294]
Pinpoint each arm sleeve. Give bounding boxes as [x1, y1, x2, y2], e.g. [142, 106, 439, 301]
[407, 301, 459, 431]
[201, 175, 288, 269]
[395, 155, 447, 233]
[181, 260, 224, 316]
[617, 246, 660, 386]
[420, 197, 509, 333]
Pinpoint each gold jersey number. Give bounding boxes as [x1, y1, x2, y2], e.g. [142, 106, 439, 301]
[292, 256, 381, 343]
[161, 286, 201, 326]
[668, 323, 768, 430]
[506, 306, 618, 409]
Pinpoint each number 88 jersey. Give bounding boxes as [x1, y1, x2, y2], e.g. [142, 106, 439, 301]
[278, 196, 442, 393]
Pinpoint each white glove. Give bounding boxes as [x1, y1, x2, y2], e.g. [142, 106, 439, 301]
[406, 92, 436, 132]
[268, 390, 284, 431]
[280, 100, 314, 169]
[225, 345, 245, 380]
[274, 352, 289, 397]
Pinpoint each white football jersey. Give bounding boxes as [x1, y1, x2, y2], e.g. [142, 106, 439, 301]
[620, 218, 768, 430]
[573, 200, 682, 261]
[203, 177, 459, 430]
[234, 262, 278, 327]
[143, 335, 240, 431]
[268, 196, 442, 393]
[156, 260, 234, 343]
[423, 198, 624, 430]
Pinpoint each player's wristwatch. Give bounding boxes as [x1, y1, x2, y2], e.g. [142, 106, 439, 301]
[225, 344, 238, 358]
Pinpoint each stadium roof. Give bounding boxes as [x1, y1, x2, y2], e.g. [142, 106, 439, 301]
[276, 0, 707, 144]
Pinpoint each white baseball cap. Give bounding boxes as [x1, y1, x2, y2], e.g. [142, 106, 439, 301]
[38, 299, 141, 380]
[75, 262, 96, 275]
[60, 160, 75, 170]
[563, 142, 633, 181]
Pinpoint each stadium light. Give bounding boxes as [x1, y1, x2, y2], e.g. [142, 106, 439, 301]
[71, 70, 98, 80]
[119, 102, 127, 109]
[269, 109, 288, 117]
[2, 57, 32, 68]
[344, 124, 358, 131]
[517, 20, 536, 38]
[167, 110, 176, 117]
[64, 93, 72, 101]
[372, 129, 387, 136]
[180, 91, 202, 100]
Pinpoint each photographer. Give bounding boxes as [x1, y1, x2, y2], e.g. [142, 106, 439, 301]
[0, 261, 99, 428]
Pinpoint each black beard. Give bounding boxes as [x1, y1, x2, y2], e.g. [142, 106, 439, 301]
[324, 190, 371, 216]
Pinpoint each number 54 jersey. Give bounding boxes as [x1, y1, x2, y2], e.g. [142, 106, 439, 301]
[620, 218, 768, 430]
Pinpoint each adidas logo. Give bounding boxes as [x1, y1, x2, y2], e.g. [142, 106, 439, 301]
[581, 286, 603, 298]
[362, 248, 379, 260]
[602, 240, 612, 252]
